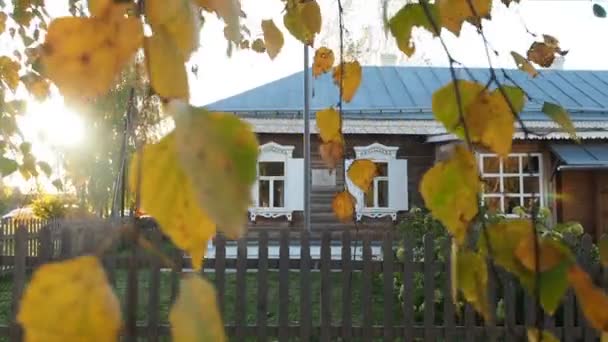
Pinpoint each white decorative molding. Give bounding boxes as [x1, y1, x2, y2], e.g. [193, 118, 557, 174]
[259, 142, 294, 161]
[354, 142, 399, 160]
[356, 209, 398, 222]
[249, 208, 293, 222]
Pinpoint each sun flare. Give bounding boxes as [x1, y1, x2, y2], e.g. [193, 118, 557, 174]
[19, 98, 85, 148]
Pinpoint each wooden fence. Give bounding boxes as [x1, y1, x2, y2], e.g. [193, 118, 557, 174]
[0, 219, 605, 341]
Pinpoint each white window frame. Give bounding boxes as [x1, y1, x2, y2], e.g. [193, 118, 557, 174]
[478, 152, 544, 215]
[250, 142, 295, 221]
[352, 143, 399, 221]
[365, 162, 389, 209]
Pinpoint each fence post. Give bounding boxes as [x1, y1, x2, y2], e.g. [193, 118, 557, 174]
[402, 232, 415, 342]
[10, 226, 27, 342]
[279, 230, 290, 341]
[383, 230, 394, 341]
[147, 227, 162, 342]
[235, 237, 247, 340]
[300, 230, 312, 341]
[423, 234, 436, 341]
[361, 232, 372, 341]
[320, 231, 332, 342]
[443, 238, 456, 342]
[341, 230, 352, 341]
[257, 231, 269, 341]
[215, 235, 226, 317]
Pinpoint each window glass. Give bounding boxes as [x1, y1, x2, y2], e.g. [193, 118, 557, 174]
[258, 180, 270, 207]
[259, 162, 284, 176]
[273, 180, 284, 208]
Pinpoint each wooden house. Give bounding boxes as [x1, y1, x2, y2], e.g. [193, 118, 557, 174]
[207, 66, 608, 238]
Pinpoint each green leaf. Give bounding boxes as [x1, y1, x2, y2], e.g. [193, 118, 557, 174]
[283, 0, 321, 46]
[593, 3, 607, 18]
[388, 3, 438, 57]
[171, 102, 259, 239]
[542, 102, 578, 140]
[51, 179, 63, 191]
[501, 85, 525, 113]
[599, 235, 608, 267]
[432, 80, 483, 137]
[37, 161, 52, 177]
[19, 142, 32, 154]
[511, 51, 538, 78]
[0, 156, 18, 177]
[456, 249, 490, 320]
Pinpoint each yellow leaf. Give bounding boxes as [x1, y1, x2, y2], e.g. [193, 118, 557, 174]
[196, 0, 243, 42]
[527, 42, 556, 68]
[129, 133, 215, 270]
[313, 47, 334, 77]
[88, 0, 132, 18]
[170, 274, 226, 342]
[22, 73, 50, 101]
[432, 80, 484, 137]
[283, 0, 321, 46]
[145, 27, 189, 100]
[568, 265, 608, 332]
[261, 19, 284, 60]
[420, 146, 479, 244]
[146, 0, 200, 58]
[456, 249, 490, 320]
[527, 328, 560, 342]
[514, 234, 572, 272]
[251, 38, 266, 53]
[17, 256, 121, 341]
[542, 102, 578, 141]
[347, 159, 377, 193]
[543, 34, 560, 49]
[438, 0, 492, 36]
[0, 56, 21, 91]
[170, 103, 259, 239]
[41, 16, 142, 99]
[316, 107, 341, 143]
[88, 0, 111, 16]
[0, 12, 7, 34]
[511, 51, 538, 78]
[388, 3, 438, 57]
[333, 61, 362, 103]
[319, 140, 344, 170]
[332, 191, 355, 223]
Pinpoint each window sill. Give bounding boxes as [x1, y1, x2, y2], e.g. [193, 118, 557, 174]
[357, 208, 398, 222]
[249, 208, 293, 221]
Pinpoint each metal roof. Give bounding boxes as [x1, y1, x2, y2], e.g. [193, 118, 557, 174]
[551, 143, 608, 170]
[206, 66, 608, 121]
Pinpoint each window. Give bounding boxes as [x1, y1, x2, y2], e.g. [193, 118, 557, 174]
[258, 161, 285, 208]
[364, 162, 389, 208]
[479, 153, 543, 214]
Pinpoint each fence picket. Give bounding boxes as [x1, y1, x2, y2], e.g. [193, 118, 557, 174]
[279, 230, 289, 341]
[300, 230, 312, 341]
[443, 238, 456, 342]
[402, 233, 414, 342]
[235, 237, 247, 340]
[383, 231, 394, 341]
[320, 231, 332, 342]
[361, 232, 372, 341]
[257, 231, 269, 341]
[423, 234, 436, 341]
[147, 227, 162, 342]
[503, 274, 517, 341]
[341, 230, 352, 341]
[10, 226, 26, 342]
[215, 235, 226, 316]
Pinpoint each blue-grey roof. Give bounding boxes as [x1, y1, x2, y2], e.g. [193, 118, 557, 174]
[206, 66, 608, 121]
[551, 143, 608, 169]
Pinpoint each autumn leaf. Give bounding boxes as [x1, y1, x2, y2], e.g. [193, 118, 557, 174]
[568, 265, 608, 332]
[129, 133, 216, 270]
[145, 27, 189, 100]
[313, 47, 334, 77]
[526, 38, 567, 68]
[0, 12, 6, 34]
[146, 0, 201, 58]
[283, 0, 321, 46]
[0, 56, 21, 91]
[88, 0, 133, 18]
[542, 102, 578, 140]
[420, 145, 479, 244]
[171, 103, 259, 239]
[319, 141, 344, 169]
[196, 0, 243, 43]
[511, 51, 538, 78]
[251, 38, 266, 53]
[316, 107, 341, 143]
[332, 191, 355, 223]
[17, 256, 122, 341]
[22, 73, 50, 101]
[170, 274, 226, 342]
[455, 249, 490, 320]
[333, 61, 362, 103]
[599, 235, 608, 267]
[261, 20, 283, 60]
[41, 16, 142, 99]
[388, 3, 438, 57]
[438, 0, 492, 36]
[347, 159, 377, 193]
[514, 234, 574, 272]
[527, 328, 560, 342]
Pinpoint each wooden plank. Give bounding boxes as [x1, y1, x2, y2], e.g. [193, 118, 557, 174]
[423, 234, 435, 341]
[257, 231, 269, 341]
[443, 238, 455, 342]
[402, 233, 415, 342]
[10, 226, 26, 342]
[320, 231, 332, 342]
[504, 274, 517, 341]
[214, 235, 226, 317]
[383, 231, 394, 341]
[235, 238, 247, 340]
[464, 304, 475, 342]
[341, 230, 352, 341]
[169, 248, 180, 305]
[580, 234, 596, 342]
[124, 231, 139, 342]
[60, 227, 72, 259]
[300, 230, 312, 341]
[147, 227, 162, 342]
[38, 225, 52, 264]
[487, 260, 497, 341]
[563, 290, 575, 342]
[362, 232, 372, 341]
[278, 230, 289, 341]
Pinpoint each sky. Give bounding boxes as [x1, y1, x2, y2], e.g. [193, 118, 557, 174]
[8, 0, 608, 194]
